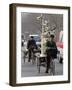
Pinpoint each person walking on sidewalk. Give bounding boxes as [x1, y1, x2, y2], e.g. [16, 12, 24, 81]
[45, 34, 58, 73]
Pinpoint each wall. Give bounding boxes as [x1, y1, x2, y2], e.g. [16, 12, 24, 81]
[0, 0, 72, 90]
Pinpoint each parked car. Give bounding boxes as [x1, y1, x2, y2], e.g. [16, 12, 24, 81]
[56, 31, 63, 63]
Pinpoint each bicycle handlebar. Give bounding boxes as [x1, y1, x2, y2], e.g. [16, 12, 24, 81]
[46, 47, 57, 49]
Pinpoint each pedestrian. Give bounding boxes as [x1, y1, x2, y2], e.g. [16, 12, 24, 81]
[27, 36, 37, 62]
[45, 34, 58, 73]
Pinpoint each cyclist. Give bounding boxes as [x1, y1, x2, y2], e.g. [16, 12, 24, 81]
[27, 36, 37, 62]
[45, 34, 58, 73]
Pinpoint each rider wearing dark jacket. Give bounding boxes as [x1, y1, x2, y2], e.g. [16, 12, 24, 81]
[27, 36, 37, 62]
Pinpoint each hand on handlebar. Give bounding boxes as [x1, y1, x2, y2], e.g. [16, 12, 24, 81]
[47, 47, 56, 49]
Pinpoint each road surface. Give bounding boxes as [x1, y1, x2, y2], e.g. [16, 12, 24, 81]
[21, 51, 63, 77]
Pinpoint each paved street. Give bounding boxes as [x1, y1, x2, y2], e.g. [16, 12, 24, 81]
[21, 51, 63, 77]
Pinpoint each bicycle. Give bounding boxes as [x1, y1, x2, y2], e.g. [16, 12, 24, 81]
[36, 47, 57, 75]
[28, 48, 38, 64]
[36, 55, 55, 75]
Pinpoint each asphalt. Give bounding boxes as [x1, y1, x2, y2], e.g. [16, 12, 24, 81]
[21, 51, 63, 77]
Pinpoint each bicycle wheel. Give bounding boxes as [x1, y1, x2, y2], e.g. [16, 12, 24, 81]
[37, 57, 40, 73]
[31, 52, 34, 64]
[53, 61, 55, 75]
[51, 60, 55, 75]
[23, 52, 26, 63]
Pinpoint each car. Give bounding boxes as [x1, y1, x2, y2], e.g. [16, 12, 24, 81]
[56, 31, 63, 63]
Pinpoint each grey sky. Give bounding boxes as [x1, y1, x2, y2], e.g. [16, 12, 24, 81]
[21, 12, 63, 40]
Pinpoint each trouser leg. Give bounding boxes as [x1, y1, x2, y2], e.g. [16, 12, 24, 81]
[28, 49, 31, 62]
[45, 55, 51, 73]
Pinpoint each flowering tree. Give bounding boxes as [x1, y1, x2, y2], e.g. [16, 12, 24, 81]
[37, 14, 57, 55]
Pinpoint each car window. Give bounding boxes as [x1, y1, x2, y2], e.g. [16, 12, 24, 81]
[34, 36, 41, 42]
